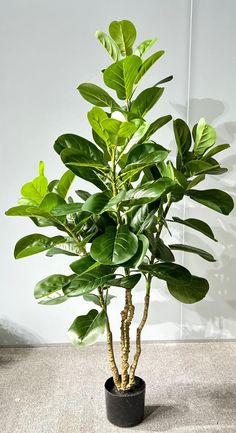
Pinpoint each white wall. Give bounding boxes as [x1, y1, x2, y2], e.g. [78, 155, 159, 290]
[1, 0, 235, 345]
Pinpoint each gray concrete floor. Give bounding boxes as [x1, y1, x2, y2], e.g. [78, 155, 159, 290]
[0, 342, 236, 433]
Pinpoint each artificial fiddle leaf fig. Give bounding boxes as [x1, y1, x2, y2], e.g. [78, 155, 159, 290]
[6, 18, 234, 394]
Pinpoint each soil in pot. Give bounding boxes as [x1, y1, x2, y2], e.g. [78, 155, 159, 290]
[105, 376, 146, 427]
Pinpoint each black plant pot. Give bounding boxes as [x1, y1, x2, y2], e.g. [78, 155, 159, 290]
[104, 376, 146, 427]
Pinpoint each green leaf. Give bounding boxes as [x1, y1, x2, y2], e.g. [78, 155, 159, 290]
[173, 118, 191, 158]
[124, 234, 149, 268]
[38, 192, 65, 213]
[38, 296, 68, 305]
[123, 178, 175, 206]
[139, 115, 172, 143]
[90, 225, 138, 265]
[121, 150, 169, 182]
[68, 309, 106, 346]
[21, 175, 48, 204]
[87, 107, 110, 143]
[46, 238, 82, 257]
[75, 190, 91, 201]
[64, 267, 114, 297]
[202, 143, 230, 160]
[95, 30, 120, 61]
[135, 38, 157, 57]
[108, 273, 141, 289]
[54, 133, 104, 162]
[70, 255, 98, 275]
[102, 119, 137, 143]
[154, 238, 175, 262]
[6, 205, 37, 217]
[186, 189, 234, 215]
[135, 50, 164, 84]
[168, 275, 209, 304]
[14, 234, 65, 259]
[131, 87, 164, 117]
[82, 192, 111, 214]
[140, 262, 192, 285]
[193, 118, 216, 156]
[61, 148, 108, 172]
[154, 75, 173, 86]
[103, 55, 142, 100]
[109, 20, 136, 56]
[34, 274, 71, 299]
[83, 293, 115, 306]
[185, 160, 219, 177]
[169, 244, 216, 262]
[56, 170, 75, 198]
[187, 174, 205, 189]
[171, 216, 217, 241]
[78, 83, 119, 108]
[50, 203, 83, 216]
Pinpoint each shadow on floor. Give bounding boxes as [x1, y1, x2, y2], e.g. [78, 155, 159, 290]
[0, 318, 42, 368]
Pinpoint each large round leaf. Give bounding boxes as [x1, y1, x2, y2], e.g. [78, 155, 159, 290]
[140, 262, 192, 285]
[103, 55, 142, 100]
[193, 118, 216, 156]
[68, 309, 106, 346]
[186, 189, 234, 215]
[168, 275, 209, 304]
[109, 20, 136, 56]
[90, 225, 138, 265]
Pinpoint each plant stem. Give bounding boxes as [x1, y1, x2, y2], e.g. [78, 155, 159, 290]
[128, 276, 151, 388]
[120, 289, 135, 389]
[111, 148, 122, 225]
[98, 287, 121, 390]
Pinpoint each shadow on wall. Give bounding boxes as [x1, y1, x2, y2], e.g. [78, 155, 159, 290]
[0, 317, 42, 347]
[134, 98, 236, 338]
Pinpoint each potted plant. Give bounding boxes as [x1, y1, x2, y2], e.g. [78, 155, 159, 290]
[6, 19, 234, 428]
